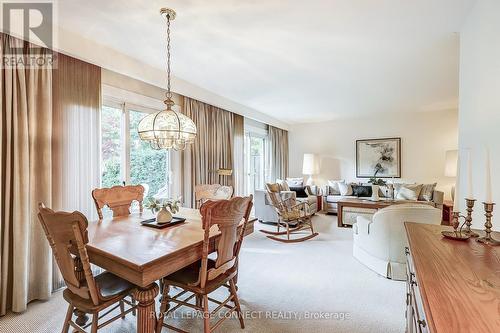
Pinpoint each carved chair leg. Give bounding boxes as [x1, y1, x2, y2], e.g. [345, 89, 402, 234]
[119, 300, 126, 319]
[203, 295, 210, 333]
[74, 309, 89, 327]
[156, 284, 170, 333]
[62, 304, 74, 333]
[229, 278, 245, 329]
[286, 223, 290, 240]
[91, 313, 98, 333]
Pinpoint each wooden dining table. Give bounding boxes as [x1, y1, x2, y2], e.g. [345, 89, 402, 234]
[84, 207, 255, 333]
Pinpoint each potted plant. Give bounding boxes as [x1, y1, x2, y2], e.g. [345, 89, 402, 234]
[145, 197, 181, 224]
[368, 165, 387, 201]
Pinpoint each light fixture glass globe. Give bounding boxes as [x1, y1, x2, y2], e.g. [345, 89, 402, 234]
[138, 108, 197, 150]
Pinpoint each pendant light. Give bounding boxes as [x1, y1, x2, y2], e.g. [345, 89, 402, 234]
[138, 8, 197, 150]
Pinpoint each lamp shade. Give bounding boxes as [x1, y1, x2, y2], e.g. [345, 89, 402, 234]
[302, 154, 319, 175]
[444, 150, 458, 177]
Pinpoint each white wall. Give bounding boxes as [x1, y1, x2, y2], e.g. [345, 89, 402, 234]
[458, 0, 500, 229]
[288, 110, 458, 199]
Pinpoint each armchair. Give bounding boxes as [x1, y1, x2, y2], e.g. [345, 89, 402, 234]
[254, 184, 319, 224]
[259, 183, 318, 242]
[352, 203, 441, 280]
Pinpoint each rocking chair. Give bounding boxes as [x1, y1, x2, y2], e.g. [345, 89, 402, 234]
[260, 183, 319, 243]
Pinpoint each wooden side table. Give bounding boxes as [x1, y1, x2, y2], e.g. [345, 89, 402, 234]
[316, 195, 323, 212]
[442, 200, 453, 226]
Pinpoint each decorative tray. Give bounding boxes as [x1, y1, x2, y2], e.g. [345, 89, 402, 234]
[441, 230, 471, 241]
[140, 217, 186, 229]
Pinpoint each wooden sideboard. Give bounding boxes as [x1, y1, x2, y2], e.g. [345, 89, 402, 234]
[404, 223, 500, 333]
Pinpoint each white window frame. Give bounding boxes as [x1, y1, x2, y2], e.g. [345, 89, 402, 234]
[244, 123, 269, 194]
[100, 89, 171, 198]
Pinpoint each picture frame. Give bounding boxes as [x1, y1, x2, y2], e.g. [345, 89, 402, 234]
[356, 138, 401, 178]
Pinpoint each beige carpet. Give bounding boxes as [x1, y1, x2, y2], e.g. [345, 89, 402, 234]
[0, 214, 405, 333]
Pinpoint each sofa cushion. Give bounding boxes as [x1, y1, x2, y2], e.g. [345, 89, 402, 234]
[395, 184, 423, 201]
[286, 177, 303, 187]
[327, 180, 344, 195]
[289, 186, 308, 198]
[338, 181, 353, 196]
[352, 184, 372, 197]
[325, 195, 358, 203]
[419, 183, 437, 201]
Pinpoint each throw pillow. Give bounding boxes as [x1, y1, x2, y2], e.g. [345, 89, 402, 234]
[286, 177, 304, 187]
[276, 179, 290, 191]
[289, 186, 308, 198]
[378, 184, 394, 198]
[266, 183, 280, 193]
[338, 181, 353, 196]
[327, 180, 344, 195]
[419, 183, 437, 201]
[395, 184, 423, 201]
[352, 184, 372, 197]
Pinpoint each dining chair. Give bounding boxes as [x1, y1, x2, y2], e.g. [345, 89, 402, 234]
[37, 203, 137, 333]
[156, 195, 253, 333]
[260, 183, 319, 243]
[194, 184, 233, 208]
[92, 184, 145, 219]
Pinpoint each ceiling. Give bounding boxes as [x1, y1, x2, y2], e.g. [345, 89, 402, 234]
[56, 0, 475, 124]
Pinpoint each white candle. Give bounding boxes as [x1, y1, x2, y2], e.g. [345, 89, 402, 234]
[453, 153, 461, 211]
[467, 149, 474, 199]
[485, 148, 492, 203]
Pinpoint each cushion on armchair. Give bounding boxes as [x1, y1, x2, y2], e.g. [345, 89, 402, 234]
[289, 186, 308, 198]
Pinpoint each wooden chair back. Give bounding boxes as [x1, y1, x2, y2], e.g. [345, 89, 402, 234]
[194, 184, 233, 208]
[37, 203, 100, 305]
[198, 196, 253, 288]
[92, 184, 145, 219]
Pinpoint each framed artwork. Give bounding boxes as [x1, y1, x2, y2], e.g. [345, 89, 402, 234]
[356, 138, 401, 178]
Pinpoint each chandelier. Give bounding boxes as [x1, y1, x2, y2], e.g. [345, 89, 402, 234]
[138, 8, 197, 150]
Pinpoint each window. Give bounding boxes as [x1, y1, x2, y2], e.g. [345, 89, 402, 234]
[100, 102, 170, 200]
[244, 119, 270, 195]
[100, 105, 122, 188]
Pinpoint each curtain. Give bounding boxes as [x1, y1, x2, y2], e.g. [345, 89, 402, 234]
[181, 97, 236, 207]
[51, 54, 101, 290]
[233, 115, 245, 196]
[0, 34, 53, 315]
[269, 125, 289, 181]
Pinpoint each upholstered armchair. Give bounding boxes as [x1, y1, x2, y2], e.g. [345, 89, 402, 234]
[352, 203, 442, 280]
[254, 184, 319, 224]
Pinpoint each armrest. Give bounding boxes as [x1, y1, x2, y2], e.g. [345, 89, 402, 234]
[433, 190, 444, 208]
[305, 185, 321, 196]
[323, 185, 330, 196]
[355, 215, 372, 235]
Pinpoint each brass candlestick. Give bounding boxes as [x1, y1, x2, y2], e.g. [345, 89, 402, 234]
[477, 202, 500, 246]
[463, 198, 479, 237]
[441, 211, 470, 240]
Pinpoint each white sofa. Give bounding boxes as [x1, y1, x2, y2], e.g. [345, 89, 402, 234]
[352, 203, 442, 280]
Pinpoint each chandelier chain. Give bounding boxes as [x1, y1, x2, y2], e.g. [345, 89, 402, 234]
[166, 13, 172, 99]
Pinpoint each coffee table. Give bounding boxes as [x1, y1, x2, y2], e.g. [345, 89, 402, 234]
[337, 198, 400, 227]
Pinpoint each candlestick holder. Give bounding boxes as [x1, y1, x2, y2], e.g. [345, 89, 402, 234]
[441, 211, 470, 241]
[463, 198, 479, 237]
[477, 202, 500, 246]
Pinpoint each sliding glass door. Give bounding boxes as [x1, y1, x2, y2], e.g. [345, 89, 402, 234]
[245, 132, 269, 195]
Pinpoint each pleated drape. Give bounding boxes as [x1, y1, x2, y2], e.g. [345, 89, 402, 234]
[0, 34, 53, 315]
[181, 97, 237, 207]
[269, 125, 289, 181]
